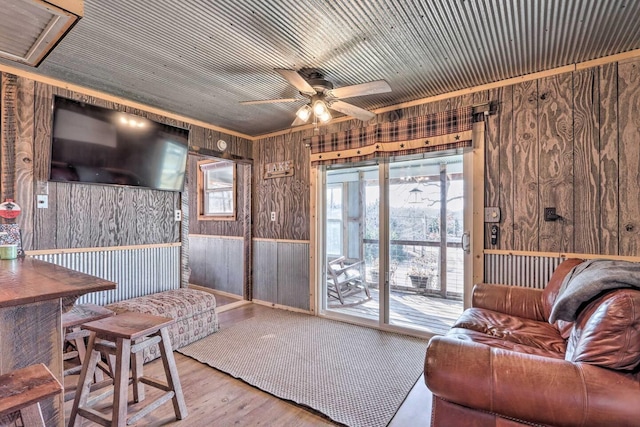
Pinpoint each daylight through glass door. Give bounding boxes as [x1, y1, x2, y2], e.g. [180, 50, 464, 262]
[323, 155, 465, 335]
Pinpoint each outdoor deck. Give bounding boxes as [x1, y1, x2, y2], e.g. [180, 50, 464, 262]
[327, 248, 465, 335]
[330, 289, 463, 335]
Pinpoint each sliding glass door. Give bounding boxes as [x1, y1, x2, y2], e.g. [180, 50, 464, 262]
[321, 153, 466, 335]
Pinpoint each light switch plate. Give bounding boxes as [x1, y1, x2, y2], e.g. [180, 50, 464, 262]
[484, 207, 500, 223]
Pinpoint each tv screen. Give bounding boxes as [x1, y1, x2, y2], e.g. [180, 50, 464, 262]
[50, 96, 189, 191]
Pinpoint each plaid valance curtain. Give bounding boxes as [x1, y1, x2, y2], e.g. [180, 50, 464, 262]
[309, 106, 474, 166]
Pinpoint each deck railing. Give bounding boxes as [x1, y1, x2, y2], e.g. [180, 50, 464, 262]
[361, 238, 463, 300]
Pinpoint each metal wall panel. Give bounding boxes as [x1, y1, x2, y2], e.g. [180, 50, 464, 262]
[276, 242, 310, 310]
[31, 246, 180, 305]
[189, 236, 244, 296]
[484, 254, 564, 289]
[253, 240, 309, 309]
[253, 240, 278, 303]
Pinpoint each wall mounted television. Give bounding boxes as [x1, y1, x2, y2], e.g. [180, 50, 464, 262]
[49, 96, 189, 192]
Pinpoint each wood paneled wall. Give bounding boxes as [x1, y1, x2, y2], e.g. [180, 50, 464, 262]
[0, 71, 251, 253]
[485, 59, 640, 256]
[252, 131, 312, 240]
[253, 58, 640, 258]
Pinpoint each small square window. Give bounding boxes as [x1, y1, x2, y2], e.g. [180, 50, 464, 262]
[198, 159, 236, 220]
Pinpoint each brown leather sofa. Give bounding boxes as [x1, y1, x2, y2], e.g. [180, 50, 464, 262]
[424, 259, 640, 426]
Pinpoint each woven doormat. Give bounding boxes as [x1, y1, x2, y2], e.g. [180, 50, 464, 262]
[177, 308, 428, 427]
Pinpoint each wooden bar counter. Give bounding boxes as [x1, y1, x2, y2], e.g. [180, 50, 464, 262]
[0, 257, 116, 427]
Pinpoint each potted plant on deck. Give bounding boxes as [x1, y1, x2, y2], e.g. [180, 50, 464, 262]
[408, 252, 438, 289]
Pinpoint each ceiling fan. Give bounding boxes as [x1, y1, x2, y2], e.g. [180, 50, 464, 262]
[240, 69, 392, 127]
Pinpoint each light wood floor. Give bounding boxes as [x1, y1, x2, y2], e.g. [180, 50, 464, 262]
[65, 304, 432, 426]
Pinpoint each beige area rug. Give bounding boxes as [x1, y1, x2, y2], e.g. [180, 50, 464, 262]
[177, 308, 428, 427]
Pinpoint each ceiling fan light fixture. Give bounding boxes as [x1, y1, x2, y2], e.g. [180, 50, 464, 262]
[296, 104, 312, 122]
[318, 110, 332, 123]
[313, 100, 328, 116]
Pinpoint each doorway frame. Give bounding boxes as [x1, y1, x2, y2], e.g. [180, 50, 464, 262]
[310, 120, 485, 336]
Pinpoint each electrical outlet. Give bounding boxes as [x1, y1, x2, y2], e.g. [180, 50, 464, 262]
[174, 210, 182, 221]
[36, 195, 48, 209]
[270, 211, 276, 221]
[544, 207, 558, 222]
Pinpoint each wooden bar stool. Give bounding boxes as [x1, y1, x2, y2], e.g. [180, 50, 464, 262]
[0, 364, 62, 427]
[62, 304, 115, 402]
[68, 312, 188, 427]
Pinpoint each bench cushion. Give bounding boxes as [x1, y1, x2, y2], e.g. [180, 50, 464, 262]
[107, 288, 218, 362]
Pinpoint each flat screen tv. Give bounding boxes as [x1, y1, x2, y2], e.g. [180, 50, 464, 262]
[49, 96, 189, 191]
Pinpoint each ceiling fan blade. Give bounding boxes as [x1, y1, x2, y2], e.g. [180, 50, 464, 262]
[328, 80, 391, 99]
[239, 98, 301, 105]
[330, 101, 376, 122]
[275, 69, 316, 95]
[291, 116, 308, 127]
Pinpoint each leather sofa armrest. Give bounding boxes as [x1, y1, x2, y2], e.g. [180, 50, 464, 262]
[425, 336, 640, 427]
[472, 283, 546, 321]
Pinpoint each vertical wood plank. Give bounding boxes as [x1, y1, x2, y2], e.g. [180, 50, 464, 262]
[54, 183, 71, 248]
[1, 73, 17, 202]
[89, 184, 117, 247]
[497, 85, 515, 249]
[573, 68, 600, 254]
[512, 80, 539, 251]
[33, 82, 57, 249]
[14, 77, 35, 250]
[187, 154, 201, 235]
[538, 73, 574, 253]
[599, 62, 620, 255]
[483, 88, 501, 248]
[617, 59, 640, 256]
[69, 183, 94, 248]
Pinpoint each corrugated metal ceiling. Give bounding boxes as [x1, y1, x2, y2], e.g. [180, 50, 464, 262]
[2, 0, 640, 136]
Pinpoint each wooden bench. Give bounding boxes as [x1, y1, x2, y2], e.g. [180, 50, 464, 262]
[106, 288, 219, 363]
[327, 256, 371, 305]
[0, 364, 62, 427]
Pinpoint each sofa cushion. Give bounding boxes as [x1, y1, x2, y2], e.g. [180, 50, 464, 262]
[566, 289, 640, 370]
[446, 327, 565, 359]
[453, 307, 566, 354]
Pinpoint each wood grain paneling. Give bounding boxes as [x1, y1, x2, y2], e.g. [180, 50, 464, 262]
[617, 59, 640, 256]
[538, 73, 574, 252]
[1, 73, 17, 202]
[599, 62, 620, 255]
[14, 77, 35, 251]
[484, 87, 502, 248]
[253, 131, 311, 241]
[512, 80, 539, 251]
[497, 85, 515, 250]
[33, 82, 56, 249]
[573, 68, 600, 254]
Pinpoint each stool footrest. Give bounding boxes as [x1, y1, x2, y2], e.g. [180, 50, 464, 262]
[86, 385, 116, 408]
[64, 365, 83, 376]
[140, 376, 171, 392]
[126, 391, 175, 425]
[64, 377, 113, 402]
[131, 335, 162, 354]
[77, 407, 111, 427]
[65, 329, 91, 341]
[63, 350, 80, 361]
